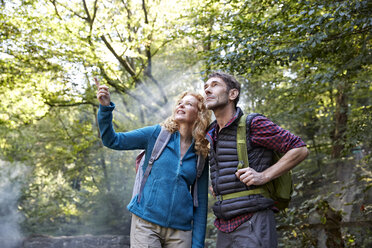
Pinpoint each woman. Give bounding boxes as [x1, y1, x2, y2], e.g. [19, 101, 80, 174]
[96, 82, 211, 248]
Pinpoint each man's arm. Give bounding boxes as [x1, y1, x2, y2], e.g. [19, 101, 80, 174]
[235, 115, 309, 186]
[236, 146, 308, 186]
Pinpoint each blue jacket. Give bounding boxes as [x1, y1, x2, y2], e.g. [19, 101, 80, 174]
[98, 103, 208, 248]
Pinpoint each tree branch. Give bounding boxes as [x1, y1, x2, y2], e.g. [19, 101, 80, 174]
[147, 74, 168, 104]
[45, 101, 97, 108]
[101, 35, 137, 78]
[52, 0, 86, 20]
[82, 0, 92, 22]
[142, 0, 149, 24]
[323, 26, 372, 42]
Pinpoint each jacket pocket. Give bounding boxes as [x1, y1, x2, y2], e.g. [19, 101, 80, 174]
[145, 179, 158, 208]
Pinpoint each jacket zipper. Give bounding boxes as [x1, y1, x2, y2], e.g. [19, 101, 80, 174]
[167, 134, 190, 225]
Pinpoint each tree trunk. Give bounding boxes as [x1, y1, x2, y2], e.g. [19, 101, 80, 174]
[331, 81, 349, 159]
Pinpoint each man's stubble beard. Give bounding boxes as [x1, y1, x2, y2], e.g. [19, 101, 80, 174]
[206, 96, 229, 111]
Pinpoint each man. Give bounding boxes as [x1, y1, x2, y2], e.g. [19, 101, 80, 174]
[203, 72, 309, 248]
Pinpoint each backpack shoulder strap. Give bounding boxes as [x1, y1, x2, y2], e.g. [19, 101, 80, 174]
[192, 155, 207, 207]
[137, 126, 171, 203]
[237, 114, 248, 170]
[236, 113, 264, 170]
[149, 126, 171, 163]
[196, 155, 206, 178]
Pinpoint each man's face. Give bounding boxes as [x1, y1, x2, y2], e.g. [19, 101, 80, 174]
[204, 77, 229, 110]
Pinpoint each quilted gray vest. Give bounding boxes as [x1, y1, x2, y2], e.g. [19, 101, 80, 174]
[207, 109, 275, 220]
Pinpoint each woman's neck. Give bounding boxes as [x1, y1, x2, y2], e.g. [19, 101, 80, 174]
[178, 123, 193, 144]
[178, 123, 193, 158]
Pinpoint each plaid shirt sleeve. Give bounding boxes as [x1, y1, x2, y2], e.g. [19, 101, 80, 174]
[250, 116, 306, 153]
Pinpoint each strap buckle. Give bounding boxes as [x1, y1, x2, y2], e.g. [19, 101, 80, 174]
[216, 195, 223, 201]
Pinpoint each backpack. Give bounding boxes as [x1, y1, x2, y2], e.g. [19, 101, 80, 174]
[131, 126, 206, 207]
[236, 114, 293, 210]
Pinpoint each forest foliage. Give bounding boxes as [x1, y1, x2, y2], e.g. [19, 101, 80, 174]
[1, 0, 371, 247]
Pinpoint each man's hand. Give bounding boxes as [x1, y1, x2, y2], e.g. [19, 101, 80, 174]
[235, 167, 269, 186]
[235, 147, 309, 187]
[95, 78, 111, 106]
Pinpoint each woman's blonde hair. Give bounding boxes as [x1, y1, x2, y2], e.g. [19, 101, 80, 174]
[161, 91, 211, 157]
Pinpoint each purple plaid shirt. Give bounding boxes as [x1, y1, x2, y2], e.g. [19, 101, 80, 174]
[213, 113, 306, 233]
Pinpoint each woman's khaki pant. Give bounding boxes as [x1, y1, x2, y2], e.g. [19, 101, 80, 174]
[130, 214, 192, 248]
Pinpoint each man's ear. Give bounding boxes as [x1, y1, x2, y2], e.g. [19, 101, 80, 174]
[229, 88, 239, 102]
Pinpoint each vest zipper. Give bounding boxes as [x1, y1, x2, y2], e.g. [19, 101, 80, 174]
[214, 132, 221, 197]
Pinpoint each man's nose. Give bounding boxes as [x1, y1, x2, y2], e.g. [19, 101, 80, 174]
[204, 85, 211, 94]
